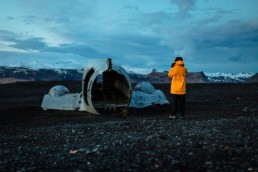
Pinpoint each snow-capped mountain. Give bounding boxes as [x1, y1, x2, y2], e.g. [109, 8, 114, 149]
[204, 72, 255, 83]
[1, 55, 90, 70]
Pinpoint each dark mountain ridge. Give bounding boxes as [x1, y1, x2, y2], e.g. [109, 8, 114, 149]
[0, 66, 257, 83]
[245, 73, 258, 83]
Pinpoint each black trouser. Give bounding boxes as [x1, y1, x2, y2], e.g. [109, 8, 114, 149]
[172, 94, 185, 116]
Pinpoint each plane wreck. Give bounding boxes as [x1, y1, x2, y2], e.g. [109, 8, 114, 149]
[41, 58, 169, 115]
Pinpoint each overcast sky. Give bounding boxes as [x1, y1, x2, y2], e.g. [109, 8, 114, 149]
[0, 0, 258, 73]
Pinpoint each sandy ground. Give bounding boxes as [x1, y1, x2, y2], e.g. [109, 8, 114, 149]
[0, 81, 258, 171]
[0, 78, 31, 84]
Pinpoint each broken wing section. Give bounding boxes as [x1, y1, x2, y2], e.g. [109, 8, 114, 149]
[129, 82, 169, 108]
[41, 85, 81, 111]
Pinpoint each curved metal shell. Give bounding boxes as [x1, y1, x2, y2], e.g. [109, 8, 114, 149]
[79, 58, 131, 114]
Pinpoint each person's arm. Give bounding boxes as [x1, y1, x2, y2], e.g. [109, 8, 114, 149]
[168, 68, 174, 78]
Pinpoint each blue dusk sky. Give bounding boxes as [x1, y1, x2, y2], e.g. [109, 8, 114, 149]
[0, 0, 258, 73]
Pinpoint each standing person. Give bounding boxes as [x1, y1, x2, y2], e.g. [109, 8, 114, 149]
[168, 57, 187, 118]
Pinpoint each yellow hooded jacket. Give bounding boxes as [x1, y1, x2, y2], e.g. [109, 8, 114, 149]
[168, 60, 187, 95]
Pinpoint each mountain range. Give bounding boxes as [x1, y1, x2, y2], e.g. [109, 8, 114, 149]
[0, 66, 257, 84]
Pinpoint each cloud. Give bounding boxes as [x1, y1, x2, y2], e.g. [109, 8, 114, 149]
[170, 0, 196, 18]
[171, 0, 196, 12]
[47, 44, 111, 58]
[22, 15, 37, 25]
[158, 17, 258, 72]
[194, 20, 258, 50]
[6, 16, 15, 20]
[123, 4, 139, 11]
[227, 56, 243, 62]
[0, 30, 17, 40]
[11, 37, 47, 51]
[141, 11, 173, 25]
[1, 0, 258, 73]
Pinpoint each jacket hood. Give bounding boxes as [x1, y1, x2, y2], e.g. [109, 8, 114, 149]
[175, 60, 184, 66]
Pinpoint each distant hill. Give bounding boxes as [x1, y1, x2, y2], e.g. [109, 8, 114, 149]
[129, 70, 208, 83]
[0, 66, 256, 84]
[245, 73, 258, 83]
[186, 72, 209, 83]
[0, 66, 83, 82]
[129, 70, 171, 83]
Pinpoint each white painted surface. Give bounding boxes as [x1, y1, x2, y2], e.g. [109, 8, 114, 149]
[41, 93, 81, 111]
[129, 82, 169, 108]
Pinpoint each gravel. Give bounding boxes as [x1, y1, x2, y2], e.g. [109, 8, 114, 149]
[1, 82, 257, 171]
[1, 115, 257, 171]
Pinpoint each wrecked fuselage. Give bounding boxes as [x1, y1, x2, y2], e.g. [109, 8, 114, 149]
[80, 59, 131, 114]
[41, 58, 170, 115]
[41, 58, 131, 115]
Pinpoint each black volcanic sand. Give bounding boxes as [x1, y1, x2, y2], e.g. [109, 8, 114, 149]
[0, 81, 258, 171]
